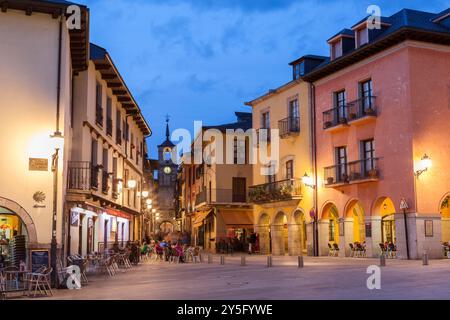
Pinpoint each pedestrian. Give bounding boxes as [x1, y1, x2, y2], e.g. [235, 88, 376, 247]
[248, 232, 257, 254]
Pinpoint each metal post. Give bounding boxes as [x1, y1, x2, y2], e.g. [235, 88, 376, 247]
[380, 254, 386, 267]
[298, 256, 304, 268]
[403, 209, 410, 260]
[220, 255, 225, 265]
[267, 255, 272, 268]
[208, 254, 213, 264]
[241, 256, 246, 266]
[50, 148, 60, 288]
[422, 252, 429, 266]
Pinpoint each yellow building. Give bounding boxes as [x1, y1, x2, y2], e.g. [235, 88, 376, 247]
[245, 56, 327, 256]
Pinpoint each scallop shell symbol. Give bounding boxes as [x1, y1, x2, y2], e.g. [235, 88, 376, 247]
[33, 191, 46, 203]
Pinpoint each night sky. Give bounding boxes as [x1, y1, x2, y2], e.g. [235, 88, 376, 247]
[78, 0, 448, 158]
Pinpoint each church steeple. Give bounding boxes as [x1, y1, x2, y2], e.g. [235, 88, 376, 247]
[165, 117, 170, 141]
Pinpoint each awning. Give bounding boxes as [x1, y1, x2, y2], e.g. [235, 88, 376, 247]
[221, 211, 254, 228]
[193, 209, 213, 228]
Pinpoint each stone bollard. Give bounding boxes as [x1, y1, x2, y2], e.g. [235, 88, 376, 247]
[423, 252, 429, 266]
[380, 254, 386, 267]
[267, 256, 273, 268]
[199, 254, 204, 263]
[220, 255, 225, 265]
[298, 256, 304, 268]
[241, 256, 246, 266]
[208, 254, 213, 264]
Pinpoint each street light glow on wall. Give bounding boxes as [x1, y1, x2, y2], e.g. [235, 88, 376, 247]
[146, 199, 152, 205]
[302, 172, 315, 189]
[142, 191, 149, 198]
[152, 209, 157, 213]
[127, 179, 137, 189]
[415, 154, 432, 177]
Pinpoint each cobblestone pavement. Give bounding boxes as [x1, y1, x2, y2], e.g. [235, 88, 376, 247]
[17, 255, 450, 300]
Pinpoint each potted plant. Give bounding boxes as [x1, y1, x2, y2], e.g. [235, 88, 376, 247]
[339, 117, 347, 124]
[324, 121, 332, 128]
[350, 172, 360, 180]
[348, 112, 357, 120]
[368, 169, 378, 178]
[327, 177, 334, 185]
[365, 107, 375, 116]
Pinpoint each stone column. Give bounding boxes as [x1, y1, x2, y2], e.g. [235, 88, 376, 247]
[318, 220, 329, 256]
[338, 219, 345, 257]
[256, 225, 270, 255]
[288, 223, 302, 256]
[344, 218, 354, 257]
[370, 216, 382, 258]
[271, 225, 283, 256]
[306, 222, 314, 256]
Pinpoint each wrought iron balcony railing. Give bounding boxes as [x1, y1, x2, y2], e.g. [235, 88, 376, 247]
[195, 189, 248, 206]
[278, 117, 300, 138]
[67, 161, 91, 191]
[324, 158, 380, 186]
[102, 171, 110, 194]
[106, 117, 113, 136]
[95, 105, 103, 127]
[249, 179, 302, 203]
[323, 96, 377, 130]
[116, 128, 122, 145]
[347, 96, 377, 121]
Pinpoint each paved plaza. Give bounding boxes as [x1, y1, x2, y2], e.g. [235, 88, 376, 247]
[17, 255, 450, 300]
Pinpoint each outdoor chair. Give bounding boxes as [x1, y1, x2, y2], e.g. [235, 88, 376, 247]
[327, 243, 334, 256]
[356, 243, 366, 258]
[0, 273, 6, 301]
[332, 243, 340, 257]
[26, 267, 53, 298]
[349, 243, 356, 257]
[379, 243, 387, 256]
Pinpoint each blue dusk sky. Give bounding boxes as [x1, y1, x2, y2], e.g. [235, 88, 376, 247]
[77, 0, 448, 158]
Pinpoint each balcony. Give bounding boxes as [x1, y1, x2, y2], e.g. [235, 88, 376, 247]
[323, 96, 377, 131]
[324, 158, 380, 187]
[106, 117, 113, 136]
[67, 161, 100, 191]
[116, 128, 122, 145]
[195, 189, 248, 207]
[346, 96, 377, 124]
[95, 105, 103, 127]
[249, 179, 302, 204]
[102, 171, 110, 194]
[278, 117, 300, 138]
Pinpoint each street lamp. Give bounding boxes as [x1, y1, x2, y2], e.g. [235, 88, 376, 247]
[146, 199, 152, 205]
[141, 191, 149, 198]
[127, 179, 137, 189]
[302, 172, 315, 189]
[50, 131, 64, 287]
[415, 154, 432, 177]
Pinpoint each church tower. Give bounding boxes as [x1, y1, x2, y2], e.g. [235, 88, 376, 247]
[155, 118, 178, 234]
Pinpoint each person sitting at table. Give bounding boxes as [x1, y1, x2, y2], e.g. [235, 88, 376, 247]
[174, 242, 185, 263]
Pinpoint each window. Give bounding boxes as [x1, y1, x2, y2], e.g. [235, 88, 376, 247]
[90, 138, 98, 188]
[360, 79, 373, 112]
[234, 138, 246, 164]
[293, 61, 305, 80]
[102, 148, 109, 193]
[232, 177, 246, 203]
[331, 40, 342, 60]
[336, 146, 347, 182]
[261, 111, 270, 129]
[95, 82, 103, 126]
[288, 99, 300, 132]
[362, 139, 375, 173]
[116, 110, 122, 145]
[356, 27, 368, 47]
[286, 160, 294, 180]
[106, 98, 112, 136]
[334, 90, 346, 121]
[130, 132, 134, 160]
[266, 163, 276, 184]
[329, 218, 336, 242]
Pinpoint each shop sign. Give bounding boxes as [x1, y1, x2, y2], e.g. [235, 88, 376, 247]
[29, 158, 48, 171]
[70, 210, 80, 227]
[106, 208, 132, 220]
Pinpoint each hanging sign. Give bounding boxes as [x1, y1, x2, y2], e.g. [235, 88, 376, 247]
[400, 198, 409, 211]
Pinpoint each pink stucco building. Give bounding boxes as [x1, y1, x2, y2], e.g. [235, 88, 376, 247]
[303, 8, 450, 259]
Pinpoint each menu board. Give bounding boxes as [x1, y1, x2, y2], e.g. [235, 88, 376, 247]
[30, 249, 50, 272]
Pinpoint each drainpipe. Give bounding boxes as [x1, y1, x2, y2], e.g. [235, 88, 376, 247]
[309, 83, 319, 257]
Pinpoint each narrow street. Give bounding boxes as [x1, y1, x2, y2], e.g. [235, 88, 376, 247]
[21, 256, 450, 300]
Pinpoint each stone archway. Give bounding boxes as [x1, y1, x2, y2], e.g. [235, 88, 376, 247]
[272, 211, 288, 256]
[371, 196, 396, 257]
[344, 200, 366, 256]
[439, 194, 450, 246]
[0, 196, 38, 246]
[256, 213, 271, 255]
[289, 210, 306, 256]
[319, 202, 340, 256]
